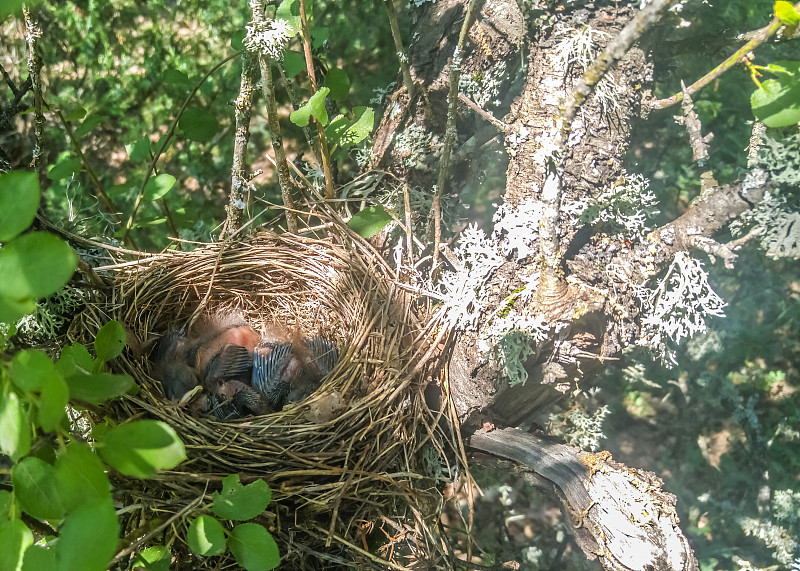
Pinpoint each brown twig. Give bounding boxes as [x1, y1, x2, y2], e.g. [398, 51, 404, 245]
[383, 0, 415, 101]
[677, 82, 718, 194]
[298, 0, 336, 200]
[651, 8, 791, 110]
[457, 92, 507, 132]
[23, 10, 46, 192]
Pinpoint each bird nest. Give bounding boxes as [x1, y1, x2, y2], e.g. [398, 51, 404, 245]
[70, 231, 455, 569]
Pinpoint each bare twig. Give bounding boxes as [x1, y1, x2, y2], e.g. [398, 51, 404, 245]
[298, 0, 336, 200]
[430, 0, 484, 276]
[651, 7, 792, 110]
[677, 82, 718, 194]
[224, 51, 259, 238]
[260, 54, 298, 233]
[383, 0, 415, 101]
[457, 92, 507, 132]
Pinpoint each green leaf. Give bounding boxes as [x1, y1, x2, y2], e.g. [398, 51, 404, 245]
[129, 137, 152, 162]
[325, 114, 350, 147]
[347, 205, 392, 239]
[0, 294, 36, 324]
[143, 173, 177, 201]
[74, 114, 108, 139]
[751, 77, 800, 127]
[131, 545, 171, 571]
[340, 107, 374, 148]
[0, 389, 31, 461]
[96, 420, 186, 478]
[311, 26, 329, 49]
[47, 158, 83, 181]
[187, 515, 227, 556]
[55, 498, 118, 571]
[0, 0, 26, 20]
[11, 457, 66, 520]
[163, 69, 192, 88]
[65, 372, 134, 404]
[231, 29, 246, 51]
[0, 172, 39, 242]
[0, 232, 77, 301]
[55, 441, 111, 511]
[324, 67, 350, 102]
[283, 50, 306, 78]
[94, 320, 126, 362]
[764, 60, 800, 77]
[775, 0, 800, 25]
[56, 344, 95, 378]
[21, 545, 56, 571]
[10, 349, 56, 392]
[290, 87, 330, 127]
[35, 372, 68, 432]
[228, 523, 280, 571]
[64, 107, 87, 122]
[0, 519, 33, 571]
[212, 474, 272, 521]
[179, 107, 219, 142]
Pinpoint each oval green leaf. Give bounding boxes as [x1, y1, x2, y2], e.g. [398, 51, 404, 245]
[131, 545, 171, 571]
[55, 441, 111, 511]
[129, 137, 152, 162]
[36, 372, 69, 432]
[775, 0, 800, 25]
[94, 320, 126, 362]
[143, 174, 177, 201]
[179, 107, 219, 142]
[0, 172, 39, 242]
[55, 498, 118, 571]
[21, 545, 56, 571]
[163, 69, 192, 88]
[65, 372, 134, 404]
[231, 29, 246, 51]
[212, 474, 272, 521]
[97, 420, 186, 478]
[47, 158, 83, 181]
[0, 389, 31, 461]
[10, 349, 57, 392]
[228, 523, 280, 571]
[340, 107, 374, 148]
[11, 457, 66, 521]
[289, 87, 330, 127]
[324, 67, 350, 102]
[283, 50, 305, 78]
[74, 114, 108, 139]
[0, 519, 33, 571]
[0, 293, 36, 324]
[347, 205, 392, 239]
[56, 343, 95, 378]
[187, 515, 227, 556]
[751, 77, 800, 127]
[0, 232, 77, 301]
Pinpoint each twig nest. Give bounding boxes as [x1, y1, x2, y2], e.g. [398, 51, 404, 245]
[71, 232, 449, 567]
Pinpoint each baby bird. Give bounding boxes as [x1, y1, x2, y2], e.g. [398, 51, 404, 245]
[251, 335, 338, 410]
[151, 328, 198, 402]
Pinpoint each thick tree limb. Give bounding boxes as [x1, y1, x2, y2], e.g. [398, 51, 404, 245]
[470, 428, 699, 571]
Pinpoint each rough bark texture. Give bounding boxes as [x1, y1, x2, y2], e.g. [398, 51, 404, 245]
[371, 1, 771, 568]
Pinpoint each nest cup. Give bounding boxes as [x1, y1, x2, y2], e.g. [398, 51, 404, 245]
[72, 232, 449, 567]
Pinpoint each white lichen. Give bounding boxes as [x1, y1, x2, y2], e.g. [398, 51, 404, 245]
[637, 252, 726, 365]
[580, 172, 658, 238]
[244, 13, 294, 58]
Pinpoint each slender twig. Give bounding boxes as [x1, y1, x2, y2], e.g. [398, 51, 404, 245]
[678, 81, 718, 194]
[430, 0, 483, 276]
[651, 8, 792, 110]
[383, 0, 415, 101]
[224, 50, 258, 238]
[23, 10, 46, 192]
[121, 51, 240, 244]
[298, 0, 336, 199]
[278, 59, 322, 166]
[457, 92, 507, 132]
[260, 55, 298, 233]
[403, 182, 414, 266]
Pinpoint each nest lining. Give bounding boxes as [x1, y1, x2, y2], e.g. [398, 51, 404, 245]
[71, 231, 453, 568]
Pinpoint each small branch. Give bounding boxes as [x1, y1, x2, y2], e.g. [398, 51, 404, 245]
[224, 51, 259, 238]
[457, 93, 507, 132]
[23, 10, 46, 192]
[260, 55, 298, 233]
[651, 10, 789, 110]
[383, 0, 415, 101]
[298, 0, 336, 200]
[677, 82, 718, 194]
[747, 121, 766, 169]
[278, 59, 322, 166]
[430, 0, 483, 275]
[470, 428, 699, 571]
